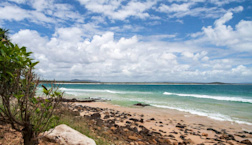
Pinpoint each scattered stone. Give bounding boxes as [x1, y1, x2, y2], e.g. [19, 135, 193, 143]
[90, 113, 101, 120]
[130, 118, 140, 122]
[128, 136, 139, 141]
[235, 134, 246, 138]
[103, 115, 110, 119]
[183, 138, 194, 144]
[202, 133, 208, 137]
[207, 128, 221, 134]
[150, 118, 155, 121]
[110, 126, 117, 131]
[180, 135, 185, 140]
[240, 139, 252, 145]
[176, 123, 186, 129]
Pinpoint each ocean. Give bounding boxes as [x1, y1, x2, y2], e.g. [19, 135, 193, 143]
[39, 84, 252, 125]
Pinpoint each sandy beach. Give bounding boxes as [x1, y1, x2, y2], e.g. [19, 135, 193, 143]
[70, 101, 252, 144]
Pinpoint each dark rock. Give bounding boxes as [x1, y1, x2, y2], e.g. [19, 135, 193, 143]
[72, 111, 80, 116]
[134, 103, 150, 107]
[207, 128, 221, 134]
[103, 115, 110, 119]
[183, 138, 194, 144]
[220, 133, 235, 140]
[168, 135, 175, 138]
[176, 123, 186, 129]
[90, 113, 101, 120]
[170, 131, 178, 134]
[61, 97, 97, 102]
[126, 121, 131, 124]
[150, 118, 155, 121]
[159, 129, 165, 133]
[241, 139, 252, 145]
[151, 131, 162, 137]
[235, 134, 246, 138]
[180, 135, 185, 140]
[96, 119, 104, 126]
[129, 118, 139, 122]
[132, 127, 138, 133]
[140, 118, 144, 123]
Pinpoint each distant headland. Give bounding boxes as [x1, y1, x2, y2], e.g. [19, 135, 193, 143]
[39, 79, 252, 85]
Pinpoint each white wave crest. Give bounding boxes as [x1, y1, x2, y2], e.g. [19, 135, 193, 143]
[59, 87, 152, 94]
[163, 92, 252, 103]
[152, 104, 252, 125]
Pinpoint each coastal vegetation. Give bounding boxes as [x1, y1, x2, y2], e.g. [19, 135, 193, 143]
[0, 28, 62, 145]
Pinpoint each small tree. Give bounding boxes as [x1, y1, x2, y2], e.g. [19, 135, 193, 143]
[0, 29, 62, 145]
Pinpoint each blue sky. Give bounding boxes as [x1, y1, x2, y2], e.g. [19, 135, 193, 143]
[1, 0, 252, 82]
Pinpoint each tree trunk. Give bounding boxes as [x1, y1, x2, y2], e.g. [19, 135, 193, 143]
[22, 125, 38, 145]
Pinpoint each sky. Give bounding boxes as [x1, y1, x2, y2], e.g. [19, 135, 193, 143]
[0, 0, 252, 83]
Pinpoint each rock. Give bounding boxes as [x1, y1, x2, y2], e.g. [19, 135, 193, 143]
[176, 123, 186, 129]
[103, 115, 110, 119]
[150, 118, 155, 121]
[241, 139, 252, 145]
[43, 124, 96, 145]
[207, 128, 221, 134]
[95, 119, 103, 126]
[170, 131, 178, 134]
[137, 141, 145, 145]
[90, 113, 101, 120]
[235, 134, 246, 138]
[134, 103, 150, 107]
[180, 135, 185, 140]
[73, 110, 80, 116]
[220, 133, 235, 140]
[126, 121, 132, 124]
[202, 133, 208, 137]
[168, 134, 175, 138]
[183, 138, 194, 144]
[129, 118, 140, 122]
[110, 126, 117, 131]
[128, 136, 139, 141]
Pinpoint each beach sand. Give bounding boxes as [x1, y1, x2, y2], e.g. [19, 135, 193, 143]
[72, 101, 252, 144]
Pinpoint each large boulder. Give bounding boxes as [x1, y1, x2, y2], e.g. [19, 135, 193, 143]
[43, 124, 96, 145]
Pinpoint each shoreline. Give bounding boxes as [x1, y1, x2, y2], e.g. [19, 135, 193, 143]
[71, 101, 252, 144]
[75, 101, 252, 131]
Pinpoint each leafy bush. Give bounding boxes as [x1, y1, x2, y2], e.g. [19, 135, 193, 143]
[0, 28, 62, 145]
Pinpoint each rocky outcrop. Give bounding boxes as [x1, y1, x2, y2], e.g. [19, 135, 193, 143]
[133, 103, 150, 107]
[43, 124, 96, 145]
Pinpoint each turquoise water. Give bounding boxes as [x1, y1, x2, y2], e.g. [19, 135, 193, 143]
[39, 84, 252, 125]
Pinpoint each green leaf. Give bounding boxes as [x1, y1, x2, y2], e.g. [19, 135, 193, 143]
[32, 97, 38, 104]
[43, 88, 49, 95]
[35, 108, 40, 113]
[6, 71, 14, 77]
[14, 94, 24, 99]
[30, 61, 39, 68]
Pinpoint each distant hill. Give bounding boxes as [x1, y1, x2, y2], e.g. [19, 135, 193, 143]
[70, 79, 100, 83]
[207, 82, 227, 84]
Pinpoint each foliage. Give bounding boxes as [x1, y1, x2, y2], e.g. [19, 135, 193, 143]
[0, 28, 9, 42]
[0, 28, 62, 145]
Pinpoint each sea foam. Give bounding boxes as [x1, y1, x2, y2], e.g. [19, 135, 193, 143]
[163, 92, 252, 103]
[59, 87, 152, 94]
[152, 104, 252, 125]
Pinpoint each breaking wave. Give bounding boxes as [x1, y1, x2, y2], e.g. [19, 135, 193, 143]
[163, 92, 252, 103]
